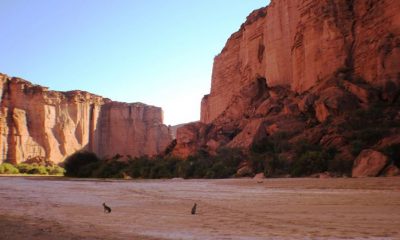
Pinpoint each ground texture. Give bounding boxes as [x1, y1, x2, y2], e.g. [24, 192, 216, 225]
[0, 177, 399, 239]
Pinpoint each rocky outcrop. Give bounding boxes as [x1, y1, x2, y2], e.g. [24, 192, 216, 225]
[382, 164, 400, 177]
[171, 122, 206, 158]
[0, 74, 172, 164]
[94, 102, 171, 158]
[352, 149, 389, 177]
[173, 0, 400, 177]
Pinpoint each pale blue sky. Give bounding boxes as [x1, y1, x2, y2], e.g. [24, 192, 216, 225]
[0, 0, 268, 125]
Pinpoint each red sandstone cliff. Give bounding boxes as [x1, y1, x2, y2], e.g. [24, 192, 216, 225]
[0, 74, 171, 164]
[201, 0, 400, 123]
[173, 0, 400, 177]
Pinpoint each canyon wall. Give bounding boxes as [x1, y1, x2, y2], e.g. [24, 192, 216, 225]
[173, 0, 400, 177]
[201, 0, 400, 123]
[0, 74, 171, 164]
[93, 102, 171, 158]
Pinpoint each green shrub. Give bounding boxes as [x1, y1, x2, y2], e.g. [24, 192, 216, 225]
[125, 156, 153, 178]
[205, 162, 232, 178]
[64, 151, 100, 177]
[186, 155, 213, 178]
[291, 151, 329, 177]
[248, 152, 289, 177]
[15, 163, 64, 175]
[349, 128, 387, 156]
[251, 139, 274, 154]
[27, 165, 48, 175]
[293, 141, 321, 156]
[290, 142, 337, 177]
[327, 157, 353, 176]
[0, 163, 19, 174]
[343, 102, 398, 132]
[382, 143, 400, 168]
[148, 158, 178, 179]
[251, 132, 291, 154]
[90, 160, 128, 178]
[249, 153, 265, 174]
[46, 165, 65, 175]
[350, 140, 365, 156]
[16, 163, 34, 174]
[265, 155, 289, 177]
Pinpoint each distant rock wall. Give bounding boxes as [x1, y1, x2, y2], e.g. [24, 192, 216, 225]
[0, 74, 171, 164]
[201, 0, 400, 123]
[93, 102, 171, 158]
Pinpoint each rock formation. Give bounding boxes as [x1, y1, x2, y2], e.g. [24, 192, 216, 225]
[352, 149, 389, 177]
[201, 0, 400, 124]
[0, 74, 171, 164]
[94, 102, 171, 158]
[172, 0, 400, 176]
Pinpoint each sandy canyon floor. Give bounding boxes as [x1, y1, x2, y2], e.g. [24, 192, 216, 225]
[0, 177, 399, 240]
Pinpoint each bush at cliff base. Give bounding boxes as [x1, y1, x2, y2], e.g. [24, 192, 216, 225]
[0, 163, 19, 174]
[16, 163, 65, 175]
[0, 162, 65, 175]
[64, 150, 100, 177]
[64, 148, 245, 179]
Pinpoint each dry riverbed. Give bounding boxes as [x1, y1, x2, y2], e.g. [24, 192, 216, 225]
[0, 176, 399, 239]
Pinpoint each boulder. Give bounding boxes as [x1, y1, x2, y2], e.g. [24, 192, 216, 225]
[382, 165, 400, 177]
[352, 150, 389, 177]
[253, 172, 265, 180]
[236, 161, 254, 177]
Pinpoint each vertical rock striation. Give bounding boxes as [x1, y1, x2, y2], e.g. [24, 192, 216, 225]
[93, 102, 171, 158]
[0, 74, 171, 164]
[201, 0, 400, 123]
[173, 0, 400, 178]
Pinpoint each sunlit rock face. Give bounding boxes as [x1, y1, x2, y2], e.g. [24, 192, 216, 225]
[352, 149, 389, 178]
[174, 0, 400, 176]
[93, 102, 171, 158]
[0, 74, 172, 164]
[201, 0, 400, 123]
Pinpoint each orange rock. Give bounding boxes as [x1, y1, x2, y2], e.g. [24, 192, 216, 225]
[352, 149, 389, 177]
[171, 122, 206, 158]
[174, 0, 400, 178]
[315, 102, 330, 123]
[0, 74, 172, 164]
[352, 0, 400, 89]
[236, 161, 254, 177]
[201, 0, 400, 124]
[227, 119, 267, 149]
[93, 102, 171, 159]
[253, 172, 265, 180]
[382, 164, 400, 177]
[342, 81, 375, 105]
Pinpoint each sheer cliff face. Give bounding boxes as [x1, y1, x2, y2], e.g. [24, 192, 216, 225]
[0, 75, 171, 164]
[173, 0, 400, 165]
[201, 0, 400, 123]
[93, 102, 171, 158]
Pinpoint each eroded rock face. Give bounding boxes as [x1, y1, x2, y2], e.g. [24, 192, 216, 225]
[94, 102, 171, 158]
[352, 150, 389, 177]
[0, 74, 172, 164]
[201, 0, 400, 123]
[171, 122, 206, 158]
[382, 164, 400, 177]
[173, 0, 400, 177]
[353, 0, 400, 92]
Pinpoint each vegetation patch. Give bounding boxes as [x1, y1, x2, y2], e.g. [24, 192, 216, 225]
[0, 162, 65, 176]
[63, 148, 246, 179]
